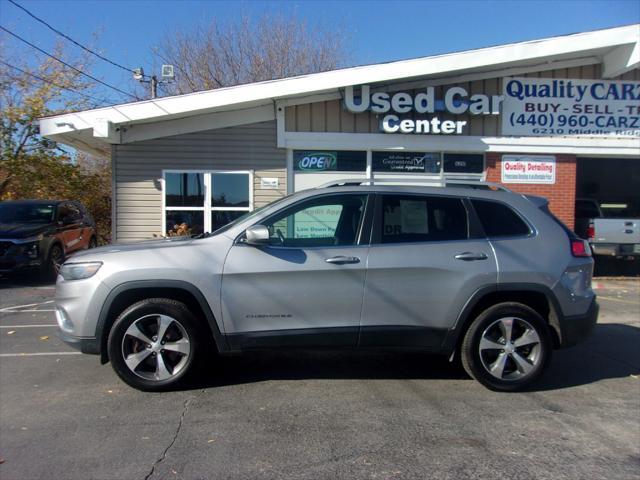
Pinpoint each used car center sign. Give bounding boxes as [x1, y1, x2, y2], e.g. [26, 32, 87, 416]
[501, 77, 640, 138]
[344, 79, 639, 137]
[344, 85, 502, 135]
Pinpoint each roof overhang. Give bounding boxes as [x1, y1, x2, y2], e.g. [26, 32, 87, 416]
[39, 24, 640, 157]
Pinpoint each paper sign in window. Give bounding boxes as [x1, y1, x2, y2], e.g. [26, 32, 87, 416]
[400, 200, 429, 234]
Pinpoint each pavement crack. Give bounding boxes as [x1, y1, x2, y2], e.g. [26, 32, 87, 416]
[144, 398, 191, 480]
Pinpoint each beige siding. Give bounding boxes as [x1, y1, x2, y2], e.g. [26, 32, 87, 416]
[113, 121, 285, 243]
[285, 67, 640, 136]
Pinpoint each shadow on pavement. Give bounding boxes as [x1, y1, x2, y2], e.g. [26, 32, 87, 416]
[594, 257, 640, 277]
[0, 273, 55, 289]
[187, 323, 639, 392]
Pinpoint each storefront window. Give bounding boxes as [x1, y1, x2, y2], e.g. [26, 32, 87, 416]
[165, 173, 205, 206]
[165, 210, 204, 236]
[212, 173, 250, 207]
[372, 152, 441, 174]
[164, 171, 251, 236]
[293, 150, 366, 172]
[443, 154, 484, 174]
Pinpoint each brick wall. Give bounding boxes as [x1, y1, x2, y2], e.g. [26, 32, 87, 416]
[485, 153, 577, 229]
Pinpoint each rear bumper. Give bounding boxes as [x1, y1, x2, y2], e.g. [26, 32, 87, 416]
[591, 243, 640, 257]
[558, 298, 599, 348]
[57, 329, 100, 355]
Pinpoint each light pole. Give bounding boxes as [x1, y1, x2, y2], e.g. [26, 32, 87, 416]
[133, 66, 174, 100]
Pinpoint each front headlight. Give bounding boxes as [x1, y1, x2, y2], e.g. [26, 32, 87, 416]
[59, 262, 103, 281]
[22, 242, 39, 258]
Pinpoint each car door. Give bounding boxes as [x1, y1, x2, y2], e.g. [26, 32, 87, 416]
[56, 203, 84, 253]
[73, 202, 95, 249]
[220, 192, 372, 348]
[360, 193, 497, 348]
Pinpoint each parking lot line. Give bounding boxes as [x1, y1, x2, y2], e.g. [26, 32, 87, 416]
[0, 300, 54, 312]
[0, 352, 81, 357]
[0, 309, 56, 313]
[1, 325, 57, 328]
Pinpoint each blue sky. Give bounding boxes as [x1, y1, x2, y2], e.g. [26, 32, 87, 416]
[1, 0, 639, 104]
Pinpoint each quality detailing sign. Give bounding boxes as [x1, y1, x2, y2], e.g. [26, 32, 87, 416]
[502, 77, 640, 138]
[344, 85, 502, 135]
[501, 155, 556, 184]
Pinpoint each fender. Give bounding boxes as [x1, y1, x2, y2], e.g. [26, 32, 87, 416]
[442, 283, 564, 353]
[96, 279, 230, 363]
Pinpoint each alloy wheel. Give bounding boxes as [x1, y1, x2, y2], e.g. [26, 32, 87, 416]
[121, 314, 191, 382]
[478, 317, 542, 381]
[50, 246, 64, 275]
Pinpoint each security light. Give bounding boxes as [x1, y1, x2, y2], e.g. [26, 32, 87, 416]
[161, 65, 175, 80]
[133, 68, 144, 80]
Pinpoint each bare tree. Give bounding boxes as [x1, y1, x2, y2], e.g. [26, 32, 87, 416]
[152, 13, 347, 94]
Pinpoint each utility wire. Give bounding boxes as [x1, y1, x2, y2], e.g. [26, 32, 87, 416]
[7, 0, 141, 77]
[0, 25, 140, 100]
[0, 59, 113, 105]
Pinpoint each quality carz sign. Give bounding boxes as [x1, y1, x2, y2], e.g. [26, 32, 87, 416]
[501, 155, 556, 184]
[502, 77, 640, 138]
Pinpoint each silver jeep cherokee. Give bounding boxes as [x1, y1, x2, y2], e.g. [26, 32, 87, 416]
[55, 182, 598, 392]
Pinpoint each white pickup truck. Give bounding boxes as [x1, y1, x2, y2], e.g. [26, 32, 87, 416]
[575, 198, 640, 258]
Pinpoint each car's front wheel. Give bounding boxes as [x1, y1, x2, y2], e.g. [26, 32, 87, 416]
[108, 298, 203, 391]
[461, 302, 553, 392]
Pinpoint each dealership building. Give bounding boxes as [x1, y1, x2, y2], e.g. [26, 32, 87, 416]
[40, 25, 639, 243]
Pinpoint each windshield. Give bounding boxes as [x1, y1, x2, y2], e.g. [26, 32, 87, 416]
[0, 203, 56, 224]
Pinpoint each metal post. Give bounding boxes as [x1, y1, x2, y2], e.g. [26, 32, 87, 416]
[151, 75, 158, 99]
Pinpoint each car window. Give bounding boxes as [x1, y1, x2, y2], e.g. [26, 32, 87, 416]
[261, 194, 367, 247]
[0, 204, 56, 223]
[57, 203, 81, 222]
[472, 199, 531, 237]
[379, 195, 468, 244]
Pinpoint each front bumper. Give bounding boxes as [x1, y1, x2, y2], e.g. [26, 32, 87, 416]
[57, 329, 100, 355]
[0, 253, 42, 273]
[558, 298, 599, 348]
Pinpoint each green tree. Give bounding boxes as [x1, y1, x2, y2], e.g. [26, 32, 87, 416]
[0, 42, 112, 243]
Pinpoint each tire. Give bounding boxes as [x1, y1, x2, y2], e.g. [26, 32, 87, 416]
[460, 302, 553, 392]
[108, 298, 205, 391]
[88, 236, 97, 249]
[45, 244, 64, 280]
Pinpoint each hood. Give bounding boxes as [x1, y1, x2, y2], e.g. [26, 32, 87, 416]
[0, 222, 51, 239]
[66, 235, 195, 261]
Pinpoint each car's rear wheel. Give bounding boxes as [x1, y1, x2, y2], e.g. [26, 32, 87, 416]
[108, 298, 204, 391]
[461, 302, 552, 392]
[88, 237, 97, 249]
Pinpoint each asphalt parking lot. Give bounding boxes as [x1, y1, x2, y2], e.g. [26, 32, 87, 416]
[0, 275, 638, 480]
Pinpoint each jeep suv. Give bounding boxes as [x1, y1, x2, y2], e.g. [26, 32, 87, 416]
[55, 183, 598, 391]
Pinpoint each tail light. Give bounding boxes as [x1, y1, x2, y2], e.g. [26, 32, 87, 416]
[587, 222, 595, 241]
[571, 239, 592, 258]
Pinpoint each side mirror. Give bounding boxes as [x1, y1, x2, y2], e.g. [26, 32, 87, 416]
[245, 225, 270, 245]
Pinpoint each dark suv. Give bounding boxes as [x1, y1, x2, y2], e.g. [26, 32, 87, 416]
[0, 200, 97, 277]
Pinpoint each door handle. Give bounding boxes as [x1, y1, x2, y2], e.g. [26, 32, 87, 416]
[454, 252, 488, 261]
[325, 256, 360, 265]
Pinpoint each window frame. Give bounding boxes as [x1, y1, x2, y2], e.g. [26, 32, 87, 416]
[246, 192, 374, 249]
[370, 193, 474, 245]
[162, 169, 253, 235]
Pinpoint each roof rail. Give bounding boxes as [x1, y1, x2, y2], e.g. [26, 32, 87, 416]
[315, 178, 511, 192]
[444, 180, 511, 192]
